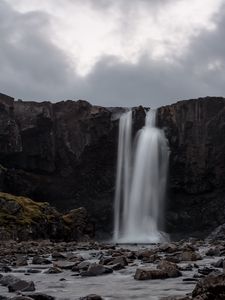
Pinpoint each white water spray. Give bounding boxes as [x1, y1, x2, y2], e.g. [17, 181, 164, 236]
[114, 109, 169, 243]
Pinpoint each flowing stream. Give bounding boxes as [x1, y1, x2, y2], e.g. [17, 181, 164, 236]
[114, 109, 169, 243]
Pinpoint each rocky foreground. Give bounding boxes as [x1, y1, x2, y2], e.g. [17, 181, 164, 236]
[0, 238, 225, 299]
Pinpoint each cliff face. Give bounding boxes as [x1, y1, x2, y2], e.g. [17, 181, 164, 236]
[0, 93, 121, 236]
[158, 98, 225, 237]
[0, 92, 225, 238]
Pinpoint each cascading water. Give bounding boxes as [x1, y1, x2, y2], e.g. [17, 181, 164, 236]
[114, 109, 169, 243]
[114, 111, 132, 241]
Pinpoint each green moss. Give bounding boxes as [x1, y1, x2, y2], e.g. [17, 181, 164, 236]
[0, 164, 7, 171]
[0, 192, 49, 226]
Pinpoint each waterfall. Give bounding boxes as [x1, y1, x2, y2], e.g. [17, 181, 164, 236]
[113, 111, 132, 241]
[114, 109, 169, 243]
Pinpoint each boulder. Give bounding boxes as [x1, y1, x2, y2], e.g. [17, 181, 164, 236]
[157, 260, 182, 278]
[25, 293, 55, 300]
[192, 273, 225, 299]
[8, 279, 35, 292]
[45, 266, 62, 274]
[180, 251, 201, 262]
[80, 295, 102, 300]
[32, 256, 51, 265]
[134, 268, 168, 280]
[81, 263, 113, 276]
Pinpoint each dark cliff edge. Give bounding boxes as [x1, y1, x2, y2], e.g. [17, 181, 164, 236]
[0, 92, 224, 239]
[158, 97, 225, 238]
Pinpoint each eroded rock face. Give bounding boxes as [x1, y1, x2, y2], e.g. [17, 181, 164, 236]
[0, 93, 225, 238]
[0, 94, 122, 237]
[0, 192, 93, 241]
[157, 97, 225, 238]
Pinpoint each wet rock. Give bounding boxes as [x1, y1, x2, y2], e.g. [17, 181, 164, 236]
[157, 260, 182, 278]
[182, 278, 198, 282]
[192, 273, 225, 299]
[0, 274, 20, 286]
[180, 251, 201, 261]
[211, 258, 224, 268]
[134, 268, 168, 280]
[0, 265, 12, 272]
[8, 279, 35, 292]
[74, 261, 91, 271]
[110, 263, 125, 270]
[26, 269, 42, 274]
[16, 256, 28, 266]
[32, 256, 51, 265]
[81, 263, 113, 276]
[79, 295, 102, 300]
[45, 266, 62, 274]
[106, 256, 128, 267]
[25, 293, 55, 300]
[205, 247, 221, 257]
[51, 252, 66, 259]
[54, 261, 75, 270]
[179, 264, 193, 271]
[159, 243, 178, 253]
[198, 267, 218, 276]
[136, 249, 155, 259]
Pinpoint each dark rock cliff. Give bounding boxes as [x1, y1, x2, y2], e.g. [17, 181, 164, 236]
[157, 97, 225, 238]
[0, 92, 225, 239]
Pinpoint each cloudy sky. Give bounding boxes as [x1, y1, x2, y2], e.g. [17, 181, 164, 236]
[1, 0, 225, 107]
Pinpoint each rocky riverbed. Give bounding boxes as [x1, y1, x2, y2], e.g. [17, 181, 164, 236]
[0, 239, 225, 299]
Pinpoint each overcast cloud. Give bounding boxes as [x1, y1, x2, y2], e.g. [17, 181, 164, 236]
[0, 0, 225, 107]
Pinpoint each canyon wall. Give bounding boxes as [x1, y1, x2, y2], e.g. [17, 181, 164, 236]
[0, 92, 224, 238]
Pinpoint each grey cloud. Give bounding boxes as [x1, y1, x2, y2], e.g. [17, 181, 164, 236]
[1, 0, 225, 107]
[0, 1, 81, 101]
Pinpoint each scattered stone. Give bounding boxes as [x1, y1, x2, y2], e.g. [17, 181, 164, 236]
[0, 265, 12, 272]
[32, 256, 51, 265]
[106, 256, 128, 267]
[182, 278, 198, 282]
[157, 260, 182, 278]
[54, 261, 75, 270]
[8, 279, 35, 292]
[159, 243, 178, 253]
[179, 264, 193, 271]
[45, 266, 62, 274]
[205, 247, 220, 257]
[52, 252, 66, 259]
[136, 249, 155, 259]
[0, 274, 20, 286]
[16, 256, 28, 266]
[192, 273, 225, 299]
[134, 268, 168, 280]
[79, 294, 102, 300]
[110, 263, 125, 270]
[26, 269, 42, 274]
[198, 267, 217, 276]
[75, 261, 91, 271]
[180, 251, 201, 261]
[81, 263, 113, 276]
[211, 258, 224, 268]
[25, 293, 55, 300]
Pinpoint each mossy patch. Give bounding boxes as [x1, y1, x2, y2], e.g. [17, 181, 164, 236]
[0, 192, 49, 226]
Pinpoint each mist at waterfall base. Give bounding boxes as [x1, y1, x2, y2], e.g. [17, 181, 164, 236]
[114, 109, 169, 244]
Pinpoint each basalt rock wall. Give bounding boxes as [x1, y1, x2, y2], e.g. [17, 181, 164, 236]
[157, 97, 225, 238]
[0, 92, 225, 238]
